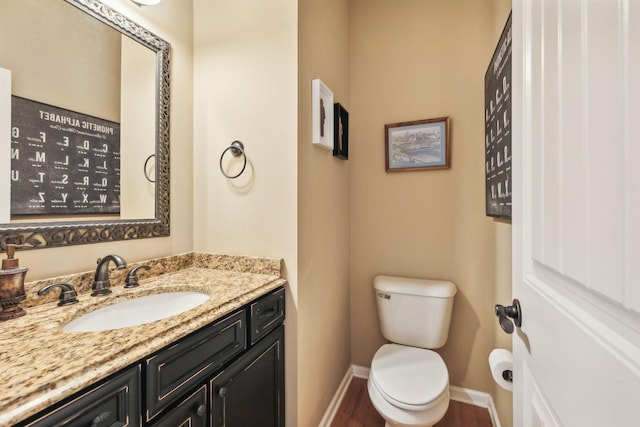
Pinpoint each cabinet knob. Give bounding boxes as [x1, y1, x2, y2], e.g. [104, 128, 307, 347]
[196, 404, 207, 417]
[218, 386, 227, 398]
[90, 411, 111, 427]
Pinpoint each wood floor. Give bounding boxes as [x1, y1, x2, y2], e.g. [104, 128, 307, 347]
[330, 378, 493, 427]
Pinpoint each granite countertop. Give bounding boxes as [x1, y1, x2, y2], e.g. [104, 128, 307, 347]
[0, 253, 286, 426]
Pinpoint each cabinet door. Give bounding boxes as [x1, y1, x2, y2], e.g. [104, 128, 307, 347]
[145, 310, 246, 421]
[151, 385, 207, 427]
[21, 365, 140, 427]
[210, 325, 284, 427]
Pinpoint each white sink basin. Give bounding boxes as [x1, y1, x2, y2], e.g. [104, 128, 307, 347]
[63, 291, 210, 332]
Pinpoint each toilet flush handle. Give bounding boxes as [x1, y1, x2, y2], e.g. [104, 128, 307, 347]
[495, 299, 522, 334]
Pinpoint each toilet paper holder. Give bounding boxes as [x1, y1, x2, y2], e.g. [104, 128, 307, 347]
[495, 299, 522, 334]
[489, 348, 514, 390]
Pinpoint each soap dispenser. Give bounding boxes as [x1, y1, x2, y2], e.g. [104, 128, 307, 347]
[0, 244, 31, 320]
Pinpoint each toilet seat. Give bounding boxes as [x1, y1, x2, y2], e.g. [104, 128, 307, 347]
[368, 376, 450, 427]
[370, 344, 449, 411]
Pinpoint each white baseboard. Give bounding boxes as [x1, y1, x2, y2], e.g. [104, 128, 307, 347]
[317, 367, 353, 427]
[320, 364, 503, 427]
[352, 365, 370, 379]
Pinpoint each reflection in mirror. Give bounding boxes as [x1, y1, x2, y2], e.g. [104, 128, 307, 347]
[0, 0, 170, 249]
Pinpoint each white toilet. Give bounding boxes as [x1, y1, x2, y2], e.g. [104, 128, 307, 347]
[368, 275, 457, 427]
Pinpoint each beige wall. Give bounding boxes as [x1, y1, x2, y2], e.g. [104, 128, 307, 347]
[349, 0, 513, 426]
[298, 0, 351, 425]
[16, 0, 194, 280]
[192, 0, 299, 425]
[120, 36, 156, 220]
[193, 2, 352, 426]
[0, 0, 121, 121]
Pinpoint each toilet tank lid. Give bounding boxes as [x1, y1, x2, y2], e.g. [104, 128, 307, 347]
[374, 275, 457, 298]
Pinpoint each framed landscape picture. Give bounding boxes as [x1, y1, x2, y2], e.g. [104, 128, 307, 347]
[385, 117, 450, 172]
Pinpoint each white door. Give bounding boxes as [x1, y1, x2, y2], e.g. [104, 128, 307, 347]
[512, 0, 640, 426]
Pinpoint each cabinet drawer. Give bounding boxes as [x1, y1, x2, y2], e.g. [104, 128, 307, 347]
[151, 385, 207, 427]
[249, 287, 285, 344]
[145, 310, 246, 422]
[22, 365, 141, 427]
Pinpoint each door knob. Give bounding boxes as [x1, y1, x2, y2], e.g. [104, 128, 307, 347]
[495, 299, 522, 334]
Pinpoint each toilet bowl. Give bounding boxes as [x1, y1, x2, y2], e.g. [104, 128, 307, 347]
[367, 344, 450, 427]
[368, 276, 457, 427]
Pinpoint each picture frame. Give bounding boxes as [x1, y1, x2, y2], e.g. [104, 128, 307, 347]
[311, 79, 334, 150]
[385, 117, 450, 172]
[333, 103, 348, 160]
[484, 13, 512, 219]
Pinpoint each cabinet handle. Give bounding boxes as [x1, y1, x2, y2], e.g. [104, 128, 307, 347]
[218, 386, 227, 398]
[196, 404, 207, 417]
[258, 307, 277, 320]
[218, 387, 228, 427]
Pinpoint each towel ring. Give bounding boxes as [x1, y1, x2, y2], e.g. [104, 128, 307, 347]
[144, 154, 155, 183]
[219, 141, 247, 179]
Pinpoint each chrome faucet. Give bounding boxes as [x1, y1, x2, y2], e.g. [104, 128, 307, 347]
[92, 254, 127, 296]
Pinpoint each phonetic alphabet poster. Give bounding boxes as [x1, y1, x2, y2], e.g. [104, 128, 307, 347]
[10, 96, 121, 216]
[484, 13, 512, 219]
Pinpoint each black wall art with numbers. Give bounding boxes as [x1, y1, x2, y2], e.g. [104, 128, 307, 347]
[484, 13, 512, 219]
[10, 96, 121, 216]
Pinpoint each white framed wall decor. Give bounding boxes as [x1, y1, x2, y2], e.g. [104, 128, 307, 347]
[311, 78, 334, 150]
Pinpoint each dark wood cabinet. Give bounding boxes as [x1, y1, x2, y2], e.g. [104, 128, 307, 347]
[16, 287, 285, 427]
[210, 325, 285, 427]
[22, 366, 141, 427]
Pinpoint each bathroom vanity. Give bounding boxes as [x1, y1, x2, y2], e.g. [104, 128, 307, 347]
[0, 253, 286, 427]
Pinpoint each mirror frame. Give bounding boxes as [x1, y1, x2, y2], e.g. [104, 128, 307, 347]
[0, 0, 170, 250]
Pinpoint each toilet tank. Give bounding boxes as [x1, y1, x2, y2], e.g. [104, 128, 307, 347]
[374, 275, 457, 349]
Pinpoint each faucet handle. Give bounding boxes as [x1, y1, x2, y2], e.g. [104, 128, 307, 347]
[124, 265, 151, 288]
[37, 283, 79, 306]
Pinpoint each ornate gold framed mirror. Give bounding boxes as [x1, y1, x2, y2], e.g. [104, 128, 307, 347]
[0, 0, 170, 249]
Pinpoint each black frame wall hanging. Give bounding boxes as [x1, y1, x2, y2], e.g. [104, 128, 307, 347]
[333, 103, 348, 160]
[484, 12, 512, 219]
